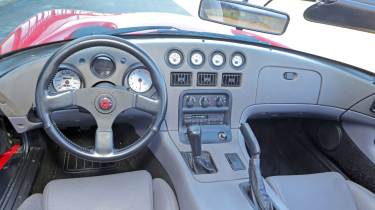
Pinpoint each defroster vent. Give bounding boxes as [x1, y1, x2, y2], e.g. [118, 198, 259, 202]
[197, 72, 217, 86]
[222, 73, 241, 87]
[170, 72, 192, 86]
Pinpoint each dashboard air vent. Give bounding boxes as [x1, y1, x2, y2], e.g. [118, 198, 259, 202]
[197, 72, 217, 86]
[222, 73, 241, 87]
[170, 72, 192, 86]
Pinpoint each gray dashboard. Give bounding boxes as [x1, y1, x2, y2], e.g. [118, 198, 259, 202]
[0, 37, 374, 133]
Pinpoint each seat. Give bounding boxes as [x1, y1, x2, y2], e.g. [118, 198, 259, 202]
[18, 170, 179, 210]
[266, 172, 375, 210]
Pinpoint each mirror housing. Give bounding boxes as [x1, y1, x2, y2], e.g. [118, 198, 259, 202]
[199, 0, 289, 35]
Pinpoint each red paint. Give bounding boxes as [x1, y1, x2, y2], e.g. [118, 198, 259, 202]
[0, 9, 117, 55]
[99, 97, 112, 110]
[0, 9, 285, 55]
[0, 144, 20, 170]
[231, 29, 288, 48]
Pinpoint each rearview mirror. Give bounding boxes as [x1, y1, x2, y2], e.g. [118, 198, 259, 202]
[199, 0, 289, 35]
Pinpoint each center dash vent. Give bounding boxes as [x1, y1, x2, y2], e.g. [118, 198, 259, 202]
[197, 72, 217, 86]
[170, 72, 192, 86]
[222, 73, 241, 87]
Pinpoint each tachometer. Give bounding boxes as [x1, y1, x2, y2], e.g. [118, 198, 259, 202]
[52, 68, 82, 92]
[127, 68, 152, 93]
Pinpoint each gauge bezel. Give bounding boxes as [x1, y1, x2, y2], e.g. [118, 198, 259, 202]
[127, 68, 153, 93]
[210, 50, 226, 70]
[51, 64, 84, 93]
[230, 52, 246, 70]
[90, 54, 116, 79]
[124, 64, 153, 93]
[165, 49, 184, 68]
[189, 49, 205, 68]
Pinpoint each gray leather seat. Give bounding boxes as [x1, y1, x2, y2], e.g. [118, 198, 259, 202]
[18, 170, 179, 210]
[266, 172, 375, 210]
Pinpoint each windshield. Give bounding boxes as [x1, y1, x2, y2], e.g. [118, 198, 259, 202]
[0, 0, 373, 72]
[0, 0, 190, 41]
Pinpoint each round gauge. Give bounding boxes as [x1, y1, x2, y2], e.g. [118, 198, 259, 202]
[231, 53, 245, 68]
[127, 68, 153, 93]
[211, 51, 225, 67]
[167, 49, 183, 66]
[52, 69, 82, 92]
[91, 55, 116, 78]
[190, 51, 205, 66]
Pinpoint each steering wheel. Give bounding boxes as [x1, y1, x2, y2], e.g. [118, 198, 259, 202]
[35, 35, 167, 162]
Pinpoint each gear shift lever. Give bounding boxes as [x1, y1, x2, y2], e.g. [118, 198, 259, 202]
[187, 125, 216, 174]
[187, 125, 202, 157]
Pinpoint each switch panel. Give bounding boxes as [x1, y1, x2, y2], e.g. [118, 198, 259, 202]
[182, 93, 229, 109]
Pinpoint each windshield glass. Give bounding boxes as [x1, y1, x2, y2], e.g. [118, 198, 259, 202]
[0, 0, 190, 41]
[0, 0, 373, 72]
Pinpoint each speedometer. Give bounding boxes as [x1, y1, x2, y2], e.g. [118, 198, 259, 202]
[127, 68, 152, 93]
[52, 69, 82, 92]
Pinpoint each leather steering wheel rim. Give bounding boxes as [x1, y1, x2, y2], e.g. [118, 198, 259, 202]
[35, 35, 167, 162]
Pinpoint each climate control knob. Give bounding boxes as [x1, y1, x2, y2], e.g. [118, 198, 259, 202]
[216, 96, 226, 107]
[185, 96, 196, 108]
[200, 96, 210, 108]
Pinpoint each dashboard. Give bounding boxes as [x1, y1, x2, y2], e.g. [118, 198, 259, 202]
[0, 36, 374, 134]
[49, 47, 247, 94]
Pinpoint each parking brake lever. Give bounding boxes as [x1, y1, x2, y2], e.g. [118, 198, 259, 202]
[240, 123, 273, 210]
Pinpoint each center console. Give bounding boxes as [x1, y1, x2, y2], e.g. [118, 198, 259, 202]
[178, 90, 232, 144]
[177, 90, 244, 175]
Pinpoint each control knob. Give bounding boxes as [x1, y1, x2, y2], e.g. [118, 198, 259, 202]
[200, 96, 210, 108]
[185, 96, 196, 108]
[216, 96, 226, 107]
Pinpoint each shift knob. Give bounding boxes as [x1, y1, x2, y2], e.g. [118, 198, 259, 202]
[187, 125, 202, 157]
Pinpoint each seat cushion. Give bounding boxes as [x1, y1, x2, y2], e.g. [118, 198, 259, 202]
[153, 178, 179, 210]
[347, 180, 375, 210]
[18, 170, 179, 210]
[43, 170, 153, 210]
[18, 194, 43, 210]
[266, 172, 359, 210]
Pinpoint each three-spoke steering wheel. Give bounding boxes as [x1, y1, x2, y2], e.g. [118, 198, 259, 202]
[35, 36, 167, 162]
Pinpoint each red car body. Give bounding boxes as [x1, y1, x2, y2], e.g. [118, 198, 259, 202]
[0, 9, 286, 55]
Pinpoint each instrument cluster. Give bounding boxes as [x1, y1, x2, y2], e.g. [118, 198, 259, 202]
[50, 55, 153, 94]
[49, 48, 246, 93]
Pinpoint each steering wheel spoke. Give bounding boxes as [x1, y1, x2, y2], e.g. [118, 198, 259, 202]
[133, 94, 160, 114]
[45, 90, 76, 111]
[94, 128, 114, 155]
